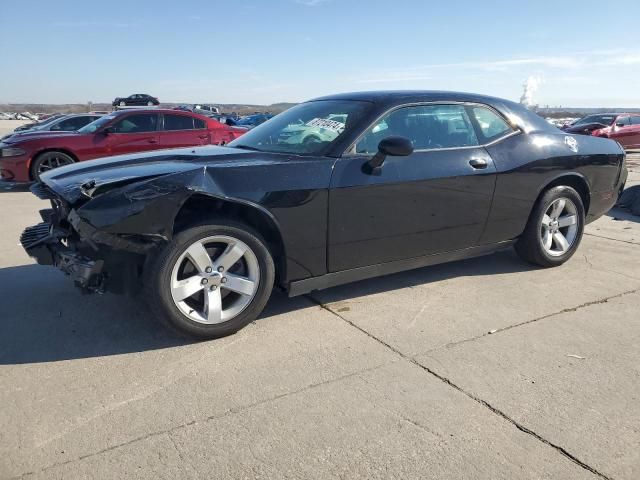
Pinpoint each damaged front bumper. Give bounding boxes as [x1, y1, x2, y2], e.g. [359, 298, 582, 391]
[21, 182, 161, 294]
[20, 216, 106, 293]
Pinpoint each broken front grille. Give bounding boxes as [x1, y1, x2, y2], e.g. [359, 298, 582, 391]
[20, 222, 51, 250]
[30, 182, 55, 200]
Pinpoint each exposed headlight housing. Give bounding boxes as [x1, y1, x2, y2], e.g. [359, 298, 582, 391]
[0, 146, 26, 157]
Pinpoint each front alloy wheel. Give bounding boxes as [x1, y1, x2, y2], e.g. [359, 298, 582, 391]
[144, 222, 275, 339]
[170, 235, 260, 324]
[31, 151, 75, 180]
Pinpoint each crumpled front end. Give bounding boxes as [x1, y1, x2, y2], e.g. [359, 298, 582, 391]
[20, 182, 160, 294]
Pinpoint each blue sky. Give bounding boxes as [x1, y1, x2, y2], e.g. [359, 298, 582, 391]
[1, 0, 639, 107]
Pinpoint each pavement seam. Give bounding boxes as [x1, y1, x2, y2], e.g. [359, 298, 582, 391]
[12, 361, 393, 479]
[585, 232, 640, 246]
[425, 288, 640, 355]
[307, 294, 614, 480]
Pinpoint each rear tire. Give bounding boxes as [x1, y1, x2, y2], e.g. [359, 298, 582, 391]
[31, 151, 75, 181]
[143, 221, 275, 339]
[515, 186, 585, 267]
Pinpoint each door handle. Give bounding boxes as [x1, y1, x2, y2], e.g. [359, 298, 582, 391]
[198, 134, 209, 139]
[469, 158, 488, 169]
[148, 139, 158, 144]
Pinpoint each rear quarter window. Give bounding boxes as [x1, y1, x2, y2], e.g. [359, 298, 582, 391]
[164, 114, 195, 131]
[470, 106, 514, 143]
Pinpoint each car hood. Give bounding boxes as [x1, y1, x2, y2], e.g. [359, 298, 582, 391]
[3, 130, 83, 144]
[563, 122, 609, 134]
[39, 145, 279, 203]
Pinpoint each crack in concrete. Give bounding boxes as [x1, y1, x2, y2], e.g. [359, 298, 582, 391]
[307, 294, 616, 480]
[585, 232, 640, 246]
[167, 433, 201, 480]
[12, 362, 390, 479]
[427, 288, 640, 354]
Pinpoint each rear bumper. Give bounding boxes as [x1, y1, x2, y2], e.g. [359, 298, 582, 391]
[586, 165, 628, 223]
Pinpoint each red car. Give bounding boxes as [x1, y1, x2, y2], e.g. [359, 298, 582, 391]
[564, 113, 640, 150]
[0, 109, 246, 182]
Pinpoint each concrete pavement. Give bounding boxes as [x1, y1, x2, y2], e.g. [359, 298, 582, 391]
[1, 130, 639, 478]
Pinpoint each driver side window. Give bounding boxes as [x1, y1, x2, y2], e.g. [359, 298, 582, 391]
[112, 114, 158, 133]
[356, 104, 479, 154]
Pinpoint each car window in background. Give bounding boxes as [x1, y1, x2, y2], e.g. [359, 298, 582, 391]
[113, 114, 158, 133]
[78, 113, 118, 133]
[631, 116, 640, 125]
[51, 116, 93, 131]
[164, 114, 195, 131]
[356, 104, 479, 154]
[471, 106, 514, 143]
[574, 114, 616, 126]
[194, 118, 206, 129]
[616, 116, 631, 126]
[229, 100, 372, 155]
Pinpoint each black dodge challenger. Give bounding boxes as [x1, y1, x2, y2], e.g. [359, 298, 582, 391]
[21, 91, 628, 338]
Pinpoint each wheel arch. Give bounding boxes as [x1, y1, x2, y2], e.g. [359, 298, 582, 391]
[171, 193, 288, 286]
[28, 148, 79, 180]
[535, 173, 591, 215]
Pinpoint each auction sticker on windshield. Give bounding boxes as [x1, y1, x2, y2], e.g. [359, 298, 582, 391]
[306, 118, 345, 133]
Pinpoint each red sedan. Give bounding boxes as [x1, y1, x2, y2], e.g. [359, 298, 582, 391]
[564, 113, 640, 150]
[0, 109, 246, 182]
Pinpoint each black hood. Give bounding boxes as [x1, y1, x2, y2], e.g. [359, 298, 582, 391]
[563, 122, 608, 134]
[39, 145, 286, 203]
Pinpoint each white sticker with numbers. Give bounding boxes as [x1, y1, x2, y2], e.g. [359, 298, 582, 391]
[306, 118, 345, 133]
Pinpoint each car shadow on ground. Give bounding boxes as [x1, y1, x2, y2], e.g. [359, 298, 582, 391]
[606, 206, 640, 224]
[0, 249, 535, 365]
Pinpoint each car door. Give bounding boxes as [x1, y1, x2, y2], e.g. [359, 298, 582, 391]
[160, 113, 210, 148]
[104, 113, 161, 156]
[608, 116, 634, 148]
[328, 103, 503, 272]
[629, 116, 640, 148]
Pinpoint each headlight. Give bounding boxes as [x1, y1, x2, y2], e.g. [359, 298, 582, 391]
[0, 146, 26, 157]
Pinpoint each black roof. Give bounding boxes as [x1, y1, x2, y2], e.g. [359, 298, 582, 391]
[311, 90, 556, 134]
[311, 90, 509, 106]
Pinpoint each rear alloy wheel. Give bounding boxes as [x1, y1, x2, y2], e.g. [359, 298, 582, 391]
[31, 151, 75, 180]
[119, 101, 126, 107]
[515, 185, 585, 267]
[145, 222, 275, 339]
[540, 198, 579, 257]
[147, 101, 154, 106]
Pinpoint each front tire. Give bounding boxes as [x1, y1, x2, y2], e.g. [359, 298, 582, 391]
[31, 151, 75, 180]
[144, 221, 275, 339]
[515, 186, 585, 267]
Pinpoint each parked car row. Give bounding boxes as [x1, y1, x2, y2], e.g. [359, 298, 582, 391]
[0, 109, 245, 182]
[2, 113, 104, 141]
[0, 112, 40, 121]
[561, 113, 640, 149]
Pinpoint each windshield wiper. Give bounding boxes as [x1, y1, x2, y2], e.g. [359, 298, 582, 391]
[232, 144, 263, 152]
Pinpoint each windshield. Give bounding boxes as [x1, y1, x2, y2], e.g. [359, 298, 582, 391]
[573, 114, 616, 126]
[78, 113, 118, 133]
[228, 101, 371, 155]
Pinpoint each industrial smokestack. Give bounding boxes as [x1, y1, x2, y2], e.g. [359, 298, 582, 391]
[520, 76, 542, 109]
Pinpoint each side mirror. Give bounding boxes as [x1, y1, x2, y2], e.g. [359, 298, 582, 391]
[367, 136, 414, 171]
[616, 122, 625, 128]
